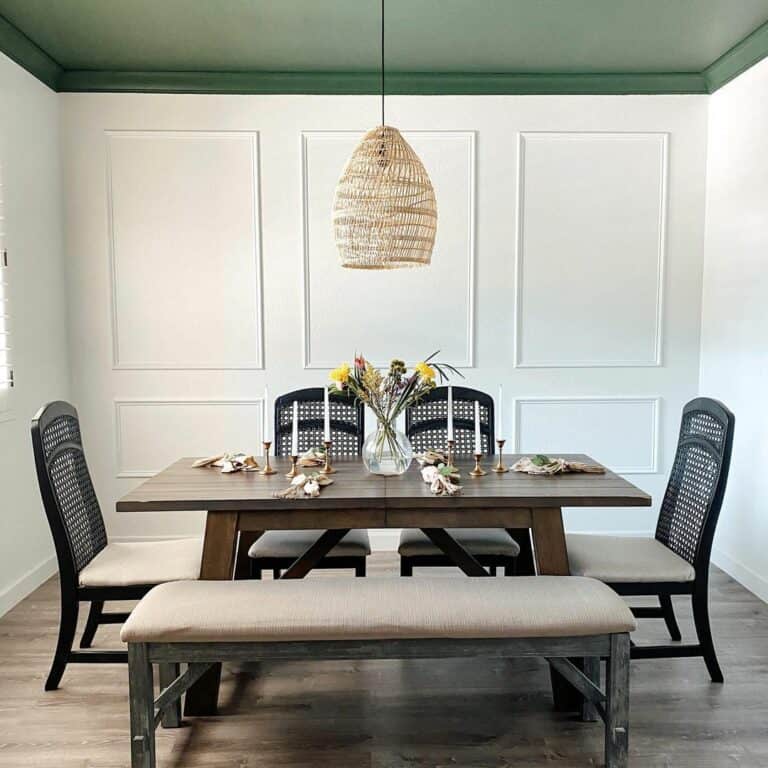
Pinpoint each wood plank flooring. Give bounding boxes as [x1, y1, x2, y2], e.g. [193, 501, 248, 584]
[0, 555, 766, 767]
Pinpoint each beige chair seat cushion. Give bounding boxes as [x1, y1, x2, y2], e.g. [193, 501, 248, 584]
[120, 576, 636, 643]
[248, 530, 371, 560]
[398, 528, 520, 558]
[78, 538, 202, 588]
[567, 534, 696, 583]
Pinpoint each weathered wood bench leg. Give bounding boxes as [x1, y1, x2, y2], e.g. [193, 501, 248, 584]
[581, 656, 600, 722]
[128, 643, 156, 768]
[605, 633, 630, 768]
[158, 663, 181, 728]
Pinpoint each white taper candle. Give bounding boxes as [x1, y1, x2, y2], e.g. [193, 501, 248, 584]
[446, 385, 454, 441]
[497, 384, 503, 439]
[323, 385, 331, 442]
[474, 400, 481, 455]
[291, 400, 299, 456]
[263, 385, 270, 443]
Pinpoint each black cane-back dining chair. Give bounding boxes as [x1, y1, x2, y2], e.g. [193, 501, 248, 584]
[567, 397, 735, 681]
[32, 401, 201, 691]
[248, 387, 370, 578]
[398, 386, 523, 576]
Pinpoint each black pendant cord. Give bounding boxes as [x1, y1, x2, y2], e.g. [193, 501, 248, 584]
[381, 0, 385, 127]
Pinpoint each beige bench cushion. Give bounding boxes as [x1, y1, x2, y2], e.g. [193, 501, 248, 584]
[79, 538, 202, 588]
[398, 528, 520, 558]
[567, 534, 696, 583]
[120, 576, 636, 643]
[249, 530, 371, 559]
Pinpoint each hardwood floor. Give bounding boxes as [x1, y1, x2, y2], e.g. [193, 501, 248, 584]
[0, 555, 766, 767]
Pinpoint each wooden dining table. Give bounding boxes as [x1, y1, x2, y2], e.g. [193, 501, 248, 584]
[117, 453, 651, 715]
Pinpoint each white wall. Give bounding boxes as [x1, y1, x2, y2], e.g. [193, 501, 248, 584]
[60, 93, 708, 548]
[0, 54, 69, 615]
[701, 58, 768, 602]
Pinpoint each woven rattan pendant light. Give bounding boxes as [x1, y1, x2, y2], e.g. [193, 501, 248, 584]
[332, 0, 437, 269]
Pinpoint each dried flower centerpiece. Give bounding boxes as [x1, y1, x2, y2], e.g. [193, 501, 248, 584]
[416, 449, 462, 496]
[273, 471, 334, 499]
[330, 352, 459, 476]
[512, 454, 606, 475]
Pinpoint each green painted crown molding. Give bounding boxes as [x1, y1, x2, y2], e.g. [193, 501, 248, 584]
[56, 69, 708, 96]
[0, 12, 766, 96]
[0, 14, 61, 90]
[704, 18, 768, 91]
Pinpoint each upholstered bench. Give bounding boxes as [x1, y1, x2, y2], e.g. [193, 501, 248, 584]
[121, 577, 635, 768]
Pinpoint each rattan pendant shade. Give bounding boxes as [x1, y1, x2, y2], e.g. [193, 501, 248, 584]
[333, 126, 437, 269]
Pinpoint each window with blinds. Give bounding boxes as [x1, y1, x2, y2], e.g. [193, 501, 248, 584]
[0, 164, 11, 402]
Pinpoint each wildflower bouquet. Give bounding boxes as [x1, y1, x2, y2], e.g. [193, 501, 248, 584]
[329, 352, 460, 475]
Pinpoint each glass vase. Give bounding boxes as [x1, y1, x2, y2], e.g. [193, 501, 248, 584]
[362, 420, 413, 476]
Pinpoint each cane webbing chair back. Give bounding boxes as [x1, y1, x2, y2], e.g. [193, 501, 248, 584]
[274, 388, 364, 457]
[406, 386, 494, 456]
[31, 401, 108, 580]
[655, 398, 735, 567]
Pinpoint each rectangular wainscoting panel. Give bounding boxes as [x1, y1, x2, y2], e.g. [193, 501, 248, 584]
[515, 132, 667, 367]
[301, 130, 475, 369]
[115, 400, 264, 478]
[514, 397, 660, 474]
[107, 130, 263, 369]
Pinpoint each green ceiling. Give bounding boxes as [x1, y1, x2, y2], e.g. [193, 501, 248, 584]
[1, 0, 768, 95]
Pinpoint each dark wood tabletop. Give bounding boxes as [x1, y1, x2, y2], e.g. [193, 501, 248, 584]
[116, 454, 651, 515]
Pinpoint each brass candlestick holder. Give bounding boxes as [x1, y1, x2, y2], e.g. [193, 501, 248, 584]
[322, 440, 336, 474]
[286, 455, 299, 478]
[446, 438, 455, 469]
[469, 452, 487, 477]
[493, 438, 509, 473]
[260, 441, 276, 475]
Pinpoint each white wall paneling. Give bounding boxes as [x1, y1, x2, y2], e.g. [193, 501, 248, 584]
[514, 132, 667, 368]
[60, 93, 707, 544]
[107, 130, 263, 370]
[301, 130, 475, 369]
[513, 397, 660, 474]
[115, 399, 264, 477]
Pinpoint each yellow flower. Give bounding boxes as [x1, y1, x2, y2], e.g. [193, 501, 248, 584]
[329, 363, 350, 385]
[415, 361, 436, 381]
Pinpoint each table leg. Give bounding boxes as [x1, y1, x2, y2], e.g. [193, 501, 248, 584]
[281, 529, 350, 579]
[530, 508, 581, 711]
[421, 528, 491, 576]
[184, 511, 239, 717]
[530, 507, 569, 575]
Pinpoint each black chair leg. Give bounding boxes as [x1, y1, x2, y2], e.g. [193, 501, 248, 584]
[400, 559, 413, 577]
[45, 594, 79, 691]
[692, 587, 723, 683]
[659, 594, 682, 641]
[355, 560, 366, 577]
[79, 600, 103, 649]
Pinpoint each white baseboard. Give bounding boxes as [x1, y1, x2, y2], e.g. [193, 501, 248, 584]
[564, 529, 651, 537]
[111, 534, 200, 542]
[0, 555, 57, 618]
[712, 547, 768, 604]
